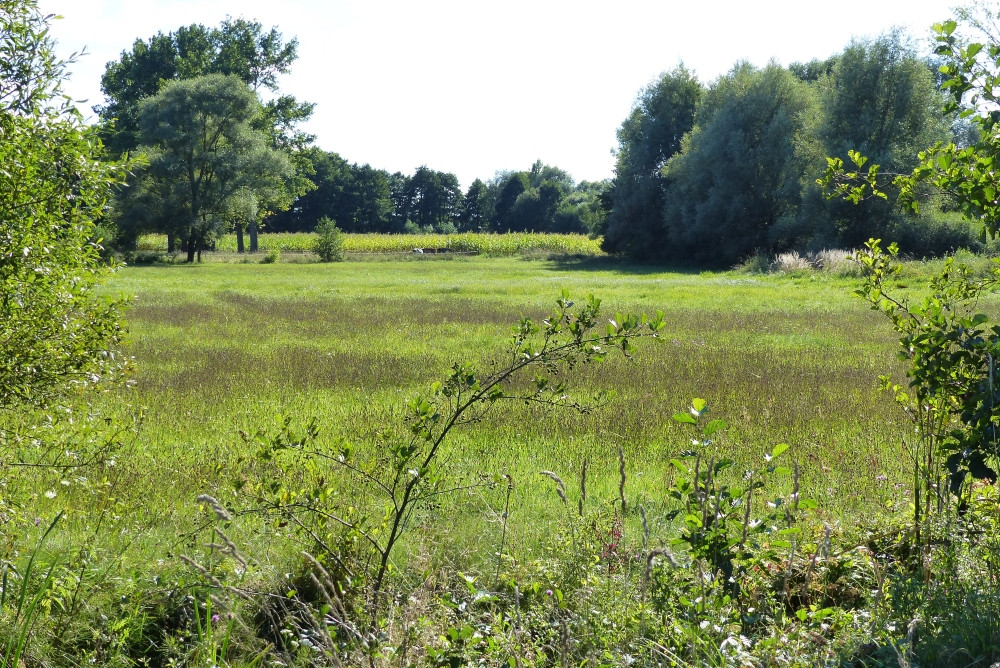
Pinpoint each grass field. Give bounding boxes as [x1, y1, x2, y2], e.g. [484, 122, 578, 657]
[92, 256, 913, 550]
[18, 252, 1000, 664]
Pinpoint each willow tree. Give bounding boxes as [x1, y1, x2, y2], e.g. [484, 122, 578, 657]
[118, 73, 294, 262]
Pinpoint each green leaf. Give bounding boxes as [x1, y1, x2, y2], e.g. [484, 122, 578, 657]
[713, 458, 735, 474]
[691, 398, 707, 414]
[704, 419, 728, 436]
[672, 412, 697, 425]
[771, 443, 789, 459]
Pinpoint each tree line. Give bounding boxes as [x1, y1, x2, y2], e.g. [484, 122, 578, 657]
[96, 20, 607, 260]
[265, 155, 608, 236]
[97, 20, 969, 264]
[601, 30, 972, 266]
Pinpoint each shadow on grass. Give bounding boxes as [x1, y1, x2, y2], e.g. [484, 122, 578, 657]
[538, 253, 709, 276]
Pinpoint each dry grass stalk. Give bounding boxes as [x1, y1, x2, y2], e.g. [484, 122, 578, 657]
[617, 445, 627, 514]
[540, 470, 567, 504]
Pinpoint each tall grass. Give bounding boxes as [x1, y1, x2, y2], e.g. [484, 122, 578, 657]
[11, 255, 994, 664]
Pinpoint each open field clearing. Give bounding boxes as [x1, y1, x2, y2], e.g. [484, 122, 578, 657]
[89, 256, 922, 558]
[11, 252, 999, 665]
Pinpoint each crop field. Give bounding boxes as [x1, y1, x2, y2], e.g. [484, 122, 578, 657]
[135, 231, 606, 257]
[74, 254, 933, 566]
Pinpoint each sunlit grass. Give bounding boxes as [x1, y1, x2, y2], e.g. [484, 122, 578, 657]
[86, 255, 964, 568]
[135, 231, 605, 256]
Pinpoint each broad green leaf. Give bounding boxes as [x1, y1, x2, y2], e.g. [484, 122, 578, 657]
[673, 412, 697, 425]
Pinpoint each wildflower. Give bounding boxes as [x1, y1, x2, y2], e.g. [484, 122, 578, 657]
[211, 614, 220, 623]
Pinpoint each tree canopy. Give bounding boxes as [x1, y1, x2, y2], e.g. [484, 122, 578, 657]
[604, 34, 956, 265]
[601, 66, 702, 256]
[0, 0, 128, 412]
[116, 74, 294, 262]
[97, 18, 306, 157]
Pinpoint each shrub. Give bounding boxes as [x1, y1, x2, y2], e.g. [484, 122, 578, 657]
[772, 251, 812, 272]
[313, 217, 344, 262]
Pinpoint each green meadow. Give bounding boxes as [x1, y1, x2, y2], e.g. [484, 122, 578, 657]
[93, 255, 915, 557]
[13, 248, 1000, 664]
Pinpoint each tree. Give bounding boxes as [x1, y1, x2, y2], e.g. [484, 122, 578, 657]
[459, 179, 490, 231]
[659, 62, 813, 266]
[266, 149, 350, 232]
[398, 166, 464, 232]
[313, 217, 344, 262]
[824, 16, 1000, 242]
[98, 18, 305, 157]
[555, 180, 611, 235]
[602, 66, 702, 255]
[265, 152, 395, 233]
[492, 171, 530, 231]
[346, 164, 394, 232]
[814, 31, 950, 248]
[119, 74, 294, 262]
[0, 0, 128, 412]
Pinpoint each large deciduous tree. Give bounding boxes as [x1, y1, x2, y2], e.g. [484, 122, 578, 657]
[1, 0, 128, 412]
[813, 31, 950, 248]
[118, 74, 293, 262]
[98, 18, 306, 157]
[659, 62, 813, 266]
[602, 66, 702, 256]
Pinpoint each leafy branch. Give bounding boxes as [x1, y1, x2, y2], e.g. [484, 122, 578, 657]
[242, 292, 665, 642]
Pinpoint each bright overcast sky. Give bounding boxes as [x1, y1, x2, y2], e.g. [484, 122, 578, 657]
[38, 0, 957, 190]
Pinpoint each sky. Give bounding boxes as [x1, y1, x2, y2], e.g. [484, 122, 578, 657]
[37, 0, 958, 190]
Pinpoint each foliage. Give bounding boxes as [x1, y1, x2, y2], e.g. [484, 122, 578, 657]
[0, 0, 129, 413]
[0, 512, 62, 666]
[810, 31, 952, 249]
[243, 293, 665, 646]
[856, 240, 1000, 547]
[117, 73, 294, 262]
[459, 178, 490, 231]
[97, 17, 307, 157]
[397, 165, 465, 232]
[607, 35, 952, 264]
[819, 18, 1000, 243]
[312, 217, 344, 262]
[602, 66, 702, 257]
[660, 62, 813, 266]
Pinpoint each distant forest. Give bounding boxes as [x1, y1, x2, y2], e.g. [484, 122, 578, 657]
[98, 20, 973, 264]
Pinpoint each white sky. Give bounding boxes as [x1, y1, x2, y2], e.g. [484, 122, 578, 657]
[38, 0, 956, 190]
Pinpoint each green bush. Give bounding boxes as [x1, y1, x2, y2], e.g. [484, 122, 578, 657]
[313, 217, 344, 262]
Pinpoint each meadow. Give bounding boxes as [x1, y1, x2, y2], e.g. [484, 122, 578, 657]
[104, 253, 908, 527]
[15, 246, 1000, 665]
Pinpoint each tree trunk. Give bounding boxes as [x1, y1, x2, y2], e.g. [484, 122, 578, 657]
[236, 224, 245, 253]
[186, 233, 196, 263]
[167, 232, 175, 254]
[249, 220, 259, 253]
